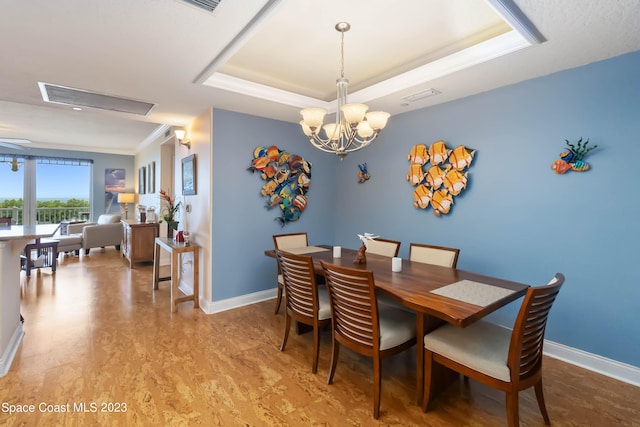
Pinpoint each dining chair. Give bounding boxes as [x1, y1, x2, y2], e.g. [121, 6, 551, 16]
[272, 232, 308, 314]
[276, 250, 331, 373]
[422, 273, 565, 427]
[365, 238, 401, 257]
[409, 243, 460, 268]
[320, 261, 416, 419]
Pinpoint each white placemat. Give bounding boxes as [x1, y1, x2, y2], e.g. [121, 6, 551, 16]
[431, 280, 516, 307]
[282, 246, 330, 255]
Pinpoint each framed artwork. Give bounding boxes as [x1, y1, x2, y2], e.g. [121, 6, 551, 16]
[105, 168, 125, 214]
[139, 166, 146, 195]
[148, 161, 156, 193]
[182, 154, 196, 195]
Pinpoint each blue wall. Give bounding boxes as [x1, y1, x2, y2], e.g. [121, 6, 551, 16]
[211, 110, 339, 300]
[211, 51, 640, 367]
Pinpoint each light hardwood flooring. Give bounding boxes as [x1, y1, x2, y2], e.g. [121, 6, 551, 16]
[1, 249, 638, 426]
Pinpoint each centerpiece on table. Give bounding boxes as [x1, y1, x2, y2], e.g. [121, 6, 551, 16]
[160, 189, 181, 238]
[354, 233, 378, 264]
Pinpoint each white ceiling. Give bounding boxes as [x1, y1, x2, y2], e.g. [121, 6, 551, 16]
[0, 0, 638, 155]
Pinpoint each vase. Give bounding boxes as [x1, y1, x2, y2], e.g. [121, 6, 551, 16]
[166, 221, 178, 239]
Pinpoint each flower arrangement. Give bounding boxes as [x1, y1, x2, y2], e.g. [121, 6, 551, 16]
[159, 189, 181, 230]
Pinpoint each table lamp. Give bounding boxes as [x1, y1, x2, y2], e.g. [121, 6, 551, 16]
[117, 193, 135, 219]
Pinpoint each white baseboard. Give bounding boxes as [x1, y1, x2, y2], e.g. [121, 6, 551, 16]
[0, 322, 25, 377]
[195, 289, 640, 387]
[544, 340, 640, 387]
[199, 288, 277, 314]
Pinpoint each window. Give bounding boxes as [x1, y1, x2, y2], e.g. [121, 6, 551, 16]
[0, 154, 92, 225]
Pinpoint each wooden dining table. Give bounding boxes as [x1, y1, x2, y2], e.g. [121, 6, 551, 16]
[265, 245, 529, 403]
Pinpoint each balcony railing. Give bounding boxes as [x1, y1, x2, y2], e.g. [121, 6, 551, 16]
[0, 207, 90, 225]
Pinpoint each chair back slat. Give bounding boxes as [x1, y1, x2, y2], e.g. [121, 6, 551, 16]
[321, 262, 379, 350]
[409, 243, 460, 268]
[277, 250, 319, 320]
[509, 273, 564, 381]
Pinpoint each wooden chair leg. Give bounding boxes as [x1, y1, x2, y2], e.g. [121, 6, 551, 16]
[327, 341, 340, 384]
[280, 311, 291, 351]
[534, 380, 551, 425]
[506, 391, 519, 427]
[312, 324, 320, 374]
[373, 356, 381, 419]
[274, 285, 283, 314]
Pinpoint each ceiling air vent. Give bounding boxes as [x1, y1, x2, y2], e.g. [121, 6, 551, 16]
[38, 82, 156, 116]
[402, 89, 441, 103]
[179, 0, 221, 13]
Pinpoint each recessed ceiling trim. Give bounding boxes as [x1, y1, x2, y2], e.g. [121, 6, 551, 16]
[193, 0, 286, 85]
[200, 0, 542, 110]
[203, 73, 333, 110]
[349, 30, 531, 104]
[486, 0, 546, 44]
[38, 82, 156, 116]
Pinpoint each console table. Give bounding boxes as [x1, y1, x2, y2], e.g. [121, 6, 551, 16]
[153, 237, 200, 312]
[121, 220, 159, 268]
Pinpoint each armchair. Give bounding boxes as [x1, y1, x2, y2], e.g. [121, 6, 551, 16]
[73, 214, 123, 255]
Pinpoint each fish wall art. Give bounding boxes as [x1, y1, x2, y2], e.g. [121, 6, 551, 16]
[406, 141, 476, 216]
[248, 146, 312, 226]
[551, 137, 597, 174]
[358, 163, 371, 183]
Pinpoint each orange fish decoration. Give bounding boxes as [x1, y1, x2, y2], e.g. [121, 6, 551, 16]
[551, 159, 571, 174]
[407, 144, 429, 165]
[413, 184, 431, 209]
[428, 140, 451, 165]
[406, 163, 425, 185]
[425, 165, 444, 189]
[443, 168, 467, 196]
[448, 145, 476, 170]
[407, 139, 476, 216]
[430, 189, 453, 216]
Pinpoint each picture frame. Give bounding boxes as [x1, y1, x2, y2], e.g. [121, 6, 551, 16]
[182, 154, 196, 195]
[149, 161, 156, 194]
[146, 162, 155, 194]
[139, 166, 146, 195]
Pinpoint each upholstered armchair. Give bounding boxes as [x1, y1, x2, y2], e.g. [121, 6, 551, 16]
[70, 214, 123, 255]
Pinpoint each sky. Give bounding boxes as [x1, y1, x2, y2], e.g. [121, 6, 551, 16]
[0, 163, 91, 200]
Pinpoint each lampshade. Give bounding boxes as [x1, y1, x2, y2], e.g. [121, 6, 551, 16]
[174, 129, 186, 140]
[117, 193, 135, 204]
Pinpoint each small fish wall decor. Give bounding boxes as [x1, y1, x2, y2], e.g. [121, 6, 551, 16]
[551, 137, 597, 174]
[248, 146, 312, 226]
[406, 141, 476, 216]
[358, 163, 370, 183]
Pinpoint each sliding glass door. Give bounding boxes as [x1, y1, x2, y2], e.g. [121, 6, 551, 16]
[0, 154, 92, 225]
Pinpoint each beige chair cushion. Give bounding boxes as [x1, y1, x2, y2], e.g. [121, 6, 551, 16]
[366, 239, 399, 257]
[410, 246, 457, 267]
[378, 305, 416, 350]
[275, 234, 307, 250]
[424, 320, 512, 381]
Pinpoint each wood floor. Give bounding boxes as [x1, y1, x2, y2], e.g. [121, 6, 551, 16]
[1, 249, 638, 426]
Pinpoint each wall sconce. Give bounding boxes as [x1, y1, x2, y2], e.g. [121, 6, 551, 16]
[117, 193, 135, 219]
[175, 129, 191, 149]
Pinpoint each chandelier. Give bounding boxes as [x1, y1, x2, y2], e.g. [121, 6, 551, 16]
[299, 22, 390, 159]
